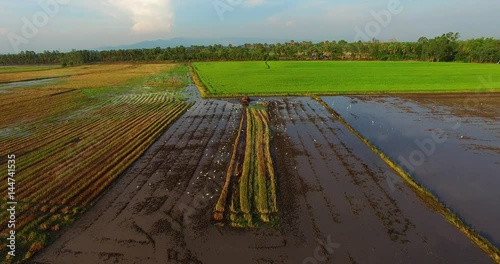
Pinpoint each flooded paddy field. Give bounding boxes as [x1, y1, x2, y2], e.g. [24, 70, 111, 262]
[321, 93, 500, 248]
[32, 96, 494, 263]
[0, 78, 60, 92]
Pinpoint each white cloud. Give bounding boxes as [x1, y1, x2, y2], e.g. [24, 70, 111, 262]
[106, 0, 173, 34]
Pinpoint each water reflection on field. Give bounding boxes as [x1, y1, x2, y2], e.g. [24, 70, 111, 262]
[0, 78, 59, 91]
[322, 93, 500, 247]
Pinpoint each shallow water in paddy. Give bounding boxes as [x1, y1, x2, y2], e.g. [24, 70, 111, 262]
[321, 94, 500, 247]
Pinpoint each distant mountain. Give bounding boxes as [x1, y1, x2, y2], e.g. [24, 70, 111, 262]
[97, 37, 297, 50]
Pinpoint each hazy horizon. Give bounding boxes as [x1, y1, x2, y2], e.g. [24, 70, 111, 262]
[1, 0, 499, 53]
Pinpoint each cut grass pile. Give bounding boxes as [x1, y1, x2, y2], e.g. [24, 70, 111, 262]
[214, 107, 278, 227]
[192, 61, 500, 96]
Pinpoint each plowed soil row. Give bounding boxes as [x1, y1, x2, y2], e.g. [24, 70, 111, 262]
[32, 98, 493, 264]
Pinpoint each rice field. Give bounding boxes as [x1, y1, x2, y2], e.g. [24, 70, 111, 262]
[192, 61, 500, 96]
[2, 63, 499, 264]
[0, 64, 191, 262]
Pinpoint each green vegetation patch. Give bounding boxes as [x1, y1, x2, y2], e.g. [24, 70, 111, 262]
[192, 61, 500, 96]
[214, 108, 278, 228]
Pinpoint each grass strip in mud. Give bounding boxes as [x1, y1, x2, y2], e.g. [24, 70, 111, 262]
[213, 111, 245, 221]
[213, 107, 278, 227]
[313, 96, 500, 263]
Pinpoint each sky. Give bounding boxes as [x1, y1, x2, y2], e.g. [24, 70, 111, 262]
[0, 0, 499, 53]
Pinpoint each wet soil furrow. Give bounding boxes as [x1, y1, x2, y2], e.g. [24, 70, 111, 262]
[278, 99, 336, 252]
[93, 101, 214, 223]
[300, 98, 414, 243]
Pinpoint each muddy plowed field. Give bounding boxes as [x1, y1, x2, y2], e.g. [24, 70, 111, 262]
[32, 98, 492, 264]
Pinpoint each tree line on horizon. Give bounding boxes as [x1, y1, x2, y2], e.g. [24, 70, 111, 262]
[1, 33, 499, 66]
